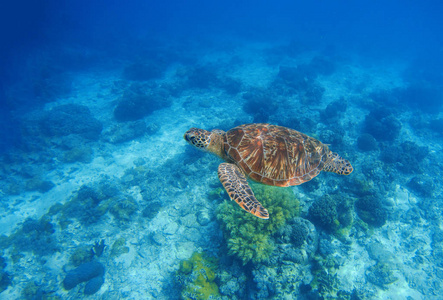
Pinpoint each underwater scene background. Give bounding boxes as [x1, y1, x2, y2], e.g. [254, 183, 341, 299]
[0, 0, 442, 299]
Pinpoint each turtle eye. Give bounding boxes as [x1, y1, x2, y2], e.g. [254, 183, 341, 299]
[184, 133, 193, 143]
[184, 133, 198, 145]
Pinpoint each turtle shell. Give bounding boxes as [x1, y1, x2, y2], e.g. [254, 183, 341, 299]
[223, 123, 330, 187]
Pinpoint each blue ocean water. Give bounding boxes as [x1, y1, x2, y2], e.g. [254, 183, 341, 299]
[0, 0, 442, 298]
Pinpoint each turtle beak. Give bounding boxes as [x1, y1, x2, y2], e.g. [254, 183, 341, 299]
[184, 130, 193, 143]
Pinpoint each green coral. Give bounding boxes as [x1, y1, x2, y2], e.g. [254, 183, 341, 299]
[57, 184, 115, 229]
[216, 183, 299, 265]
[316, 270, 340, 299]
[62, 146, 93, 163]
[208, 187, 224, 200]
[177, 252, 220, 300]
[310, 255, 349, 299]
[22, 281, 62, 300]
[110, 238, 129, 257]
[110, 196, 138, 222]
[2, 217, 58, 261]
[179, 260, 193, 274]
[22, 281, 40, 300]
[70, 245, 94, 267]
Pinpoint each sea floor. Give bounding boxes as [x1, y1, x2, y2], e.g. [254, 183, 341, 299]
[0, 38, 442, 299]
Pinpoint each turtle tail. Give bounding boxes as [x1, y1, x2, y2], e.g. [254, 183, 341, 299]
[323, 152, 353, 175]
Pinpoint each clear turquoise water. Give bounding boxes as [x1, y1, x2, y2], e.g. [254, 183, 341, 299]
[0, 1, 442, 299]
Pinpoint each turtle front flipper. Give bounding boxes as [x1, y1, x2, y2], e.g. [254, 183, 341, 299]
[218, 163, 269, 219]
[323, 152, 353, 175]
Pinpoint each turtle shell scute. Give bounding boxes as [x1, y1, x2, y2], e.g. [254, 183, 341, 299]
[224, 123, 329, 186]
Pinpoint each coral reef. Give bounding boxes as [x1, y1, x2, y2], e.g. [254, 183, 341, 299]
[208, 187, 225, 200]
[2, 33, 443, 300]
[110, 196, 138, 222]
[174, 63, 242, 95]
[318, 128, 346, 151]
[242, 88, 277, 123]
[272, 64, 325, 105]
[407, 175, 436, 197]
[276, 217, 318, 264]
[366, 243, 393, 264]
[308, 194, 354, 238]
[113, 83, 171, 122]
[306, 255, 356, 299]
[308, 196, 339, 232]
[22, 281, 44, 300]
[62, 146, 93, 163]
[291, 224, 308, 247]
[70, 246, 95, 267]
[321, 99, 348, 124]
[142, 201, 162, 220]
[381, 141, 429, 174]
[366, 263, 398, 288]
[249, 260, 316, 298]
[364, 108, 401, 142]
[0, 271, 11, 294]
[281, 116, 317, 139]
[216, 183, 299, 265]
[0, 255, 11, 294]
[2, 217, 58, 260]
[57, 182, 120, 228]
[41, 104, 103, 140]
[21, 281, 61, 299]
[251, 264, 278, 298]
[110, 238, 129, 257]
[176, 252, 219, 300]
[0, 257, 5, 270]
[355, 195, 387, 227]
[217, 260, 248, 299]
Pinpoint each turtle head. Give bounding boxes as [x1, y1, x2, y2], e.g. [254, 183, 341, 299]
[323, 152, 353, 175]
[184, 128, 212, 149]
[184, 128, 226, 157]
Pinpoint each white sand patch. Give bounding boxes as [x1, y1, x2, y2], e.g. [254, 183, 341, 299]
[337, 242, 369, 289]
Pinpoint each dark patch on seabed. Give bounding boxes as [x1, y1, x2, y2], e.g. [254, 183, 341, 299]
[0, 5, 443, 299]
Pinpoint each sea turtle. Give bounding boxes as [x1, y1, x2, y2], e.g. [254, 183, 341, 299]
[184, 123, 353, 219]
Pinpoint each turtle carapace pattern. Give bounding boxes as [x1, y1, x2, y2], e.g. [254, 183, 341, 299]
[184, 123, 353, 219]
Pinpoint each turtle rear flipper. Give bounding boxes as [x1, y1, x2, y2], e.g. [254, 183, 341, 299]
[323, 152, 353, 175]
[218, 163, 269, 219]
